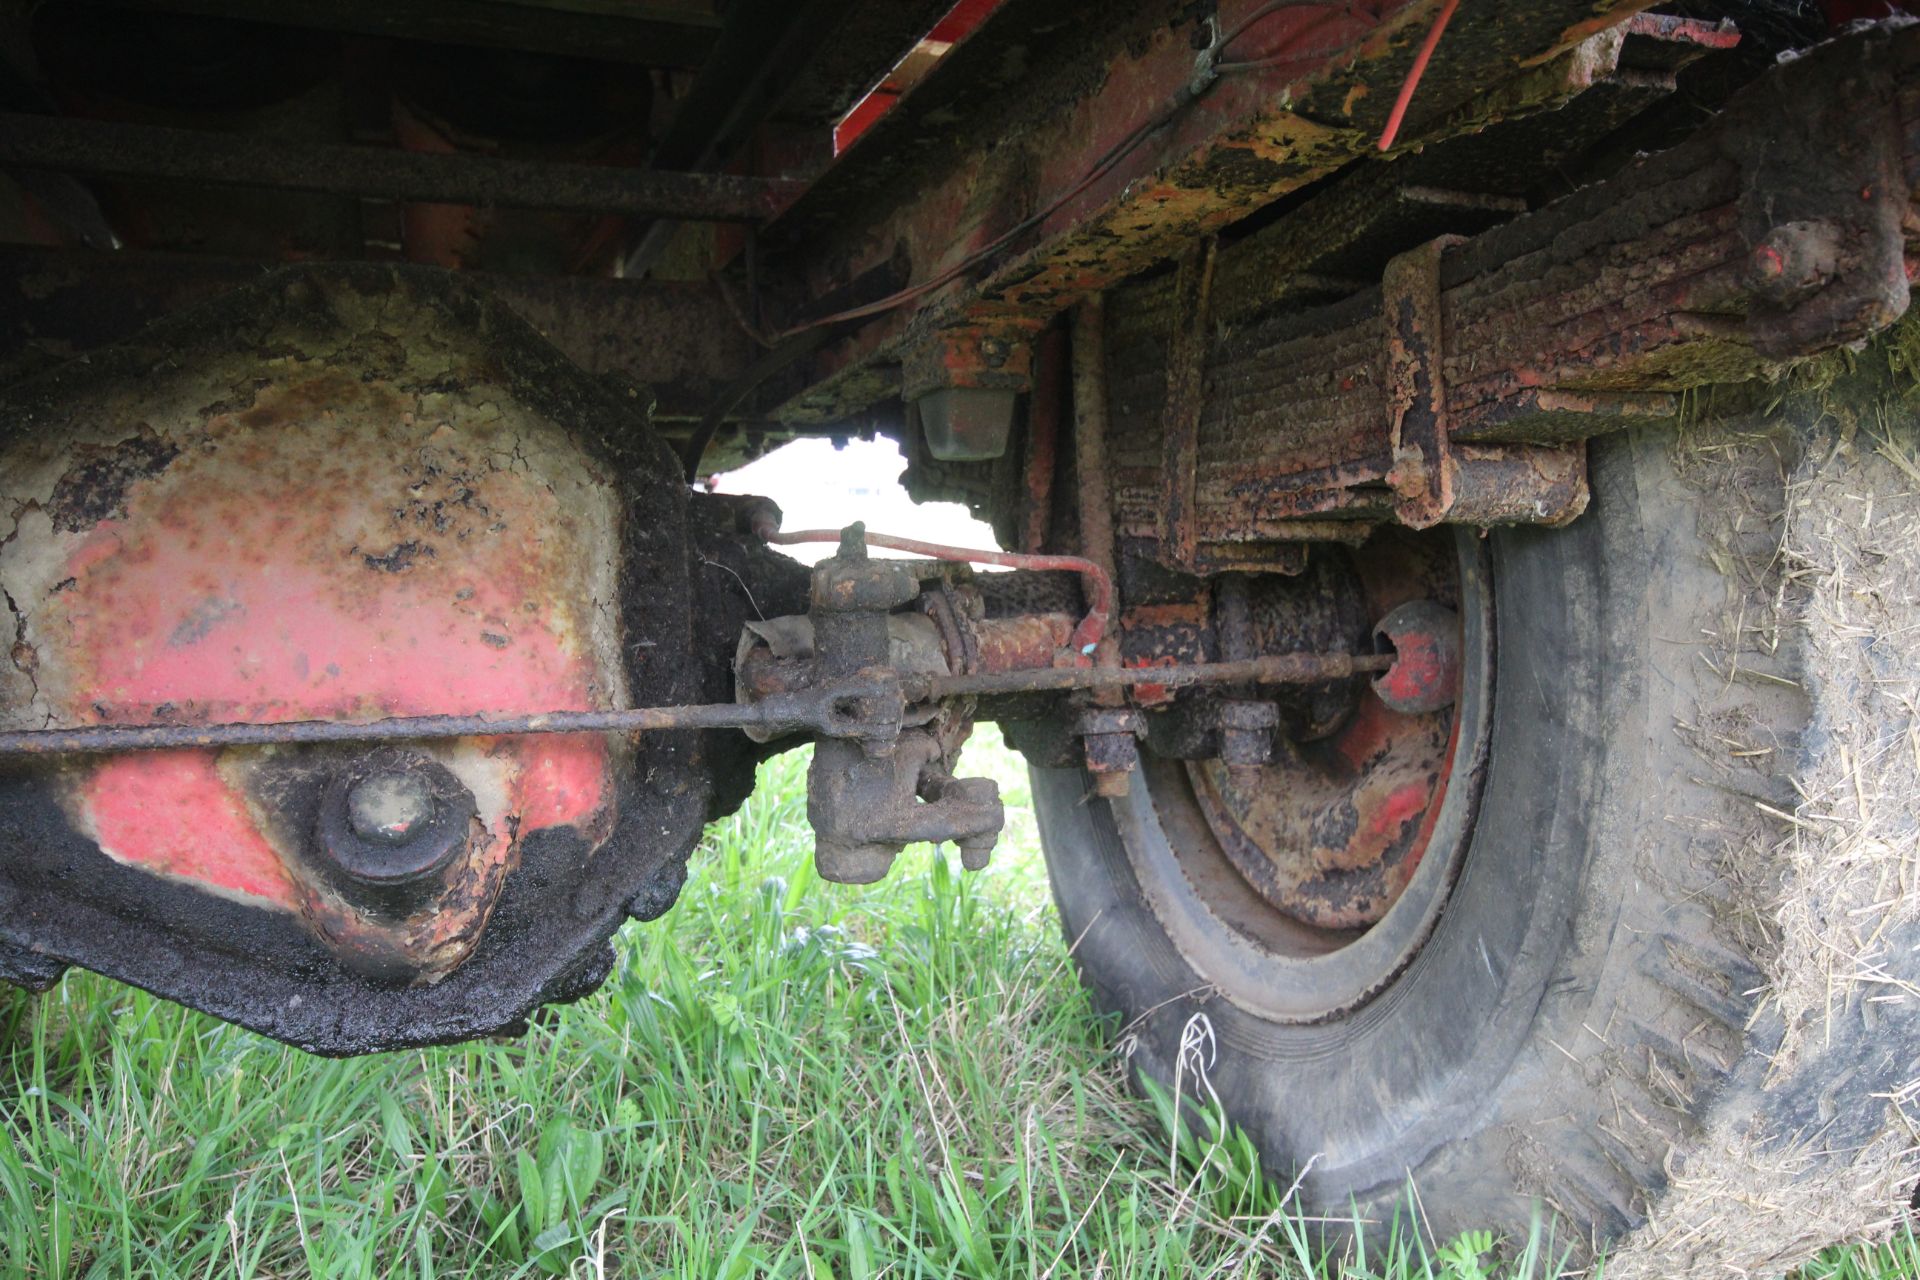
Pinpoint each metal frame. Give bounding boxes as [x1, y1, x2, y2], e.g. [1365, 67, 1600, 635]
[0, 112, 798, 222]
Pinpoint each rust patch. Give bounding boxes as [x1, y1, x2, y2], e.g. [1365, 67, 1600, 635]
[1186, 526, 1459, 929]
[1191, 689, 1449, 928]
[1122, 602, 1209, 630]
[362, 540, 435, 573]
[46, 430, 180, 534]
[0, 292, 630, 983]
[970, 611, 1074, 673]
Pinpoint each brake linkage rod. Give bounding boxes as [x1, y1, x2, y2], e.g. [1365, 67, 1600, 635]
[0, 651, 1392, 757]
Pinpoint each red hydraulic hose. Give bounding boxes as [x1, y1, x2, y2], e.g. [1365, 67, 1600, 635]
[758, 526, 1112, 660]
[1378, 0, 1459, 151]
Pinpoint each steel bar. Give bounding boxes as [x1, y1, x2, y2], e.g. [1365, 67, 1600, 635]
[0, 112, 802, 222]
[1070, 295, 1120, 662]
[0, 699, 821, 757]
[0, 247, 769, 419]
[1071, 293, 1135, 795]
[924, 652, 1393, 700]
[0, 654, 1393, 757]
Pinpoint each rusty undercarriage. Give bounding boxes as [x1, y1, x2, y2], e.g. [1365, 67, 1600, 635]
[3, 0, 1919, 1269]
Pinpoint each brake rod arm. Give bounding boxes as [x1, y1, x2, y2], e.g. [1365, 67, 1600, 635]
[0, 653, 1392, 757]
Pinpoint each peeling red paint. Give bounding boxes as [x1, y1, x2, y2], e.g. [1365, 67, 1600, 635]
[25, 373, 618, 914]
[83, 753, 295, 906]
[1367, 780, 1430, 841]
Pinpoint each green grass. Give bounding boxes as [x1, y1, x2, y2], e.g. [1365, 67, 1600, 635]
[2, 729, 1914, 1278]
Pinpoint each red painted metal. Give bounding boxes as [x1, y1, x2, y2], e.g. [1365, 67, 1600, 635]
[1185, 528, 1463, 930]
[85, 753, 295, 905]
[1370, 601, 1462, 715]
[1, 335, 624, 947]
[37, 413, 612, 915]
[832, 0, 1007, 154]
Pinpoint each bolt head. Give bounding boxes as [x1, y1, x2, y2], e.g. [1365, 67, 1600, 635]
[346, 771, 438, 846]
[314, 751, 476, 917]
[1746, 220, 1842, 304]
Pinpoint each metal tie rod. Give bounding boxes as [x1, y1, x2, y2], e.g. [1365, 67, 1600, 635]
[0, 652, 1392, 757]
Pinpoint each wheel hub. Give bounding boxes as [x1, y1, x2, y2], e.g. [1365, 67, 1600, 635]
[1187, 530, 1469, 933]
[1105, 528, 1490, 1022]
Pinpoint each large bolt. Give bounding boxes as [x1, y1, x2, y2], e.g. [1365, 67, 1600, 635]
[1217, 698, 1281, 767]
[1745, 220, 1841, 306]
[346, 771, 438, 846]
[313, 750, 476, 917]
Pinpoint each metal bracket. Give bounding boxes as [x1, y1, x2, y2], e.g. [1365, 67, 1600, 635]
[1381, 234, 1464, 530]
[902, 322, 1040, 461]
[1158, 238, 1216, 570]
[1078, 705, 1144, 797]
[1722, 22, 1911, 358]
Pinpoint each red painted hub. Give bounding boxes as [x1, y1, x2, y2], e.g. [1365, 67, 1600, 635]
[1185, 528, 1470, 932]
[1371, 598, 1463, 715]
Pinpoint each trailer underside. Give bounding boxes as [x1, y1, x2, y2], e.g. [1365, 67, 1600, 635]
[2, 2, 1918, 1270]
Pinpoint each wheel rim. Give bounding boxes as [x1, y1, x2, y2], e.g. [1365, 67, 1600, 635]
[1116, 528, 1493, 1022]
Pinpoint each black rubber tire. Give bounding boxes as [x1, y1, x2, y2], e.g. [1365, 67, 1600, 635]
[1035, 397, 1920, 1275]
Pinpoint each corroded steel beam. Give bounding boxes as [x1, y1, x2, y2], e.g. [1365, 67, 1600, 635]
[97, 0, 723, 67]
[1101, 21, 1920, 548]
[0, 247, 770, 423]
[761, 0, 1663, 426]
[0, 112, 800, 222]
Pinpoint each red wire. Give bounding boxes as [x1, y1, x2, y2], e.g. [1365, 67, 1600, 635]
[1377, 0, 1459, 151]
[761, 527, 1113, 658]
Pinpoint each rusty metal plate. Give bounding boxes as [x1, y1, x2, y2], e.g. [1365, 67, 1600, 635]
[3, 340, 626, 962]
[0, 266, 709, 1052]
[1185, 527, 1461, 930]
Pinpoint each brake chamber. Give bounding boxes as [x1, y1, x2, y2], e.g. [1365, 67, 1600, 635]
[0, 267, 1452, 1053]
